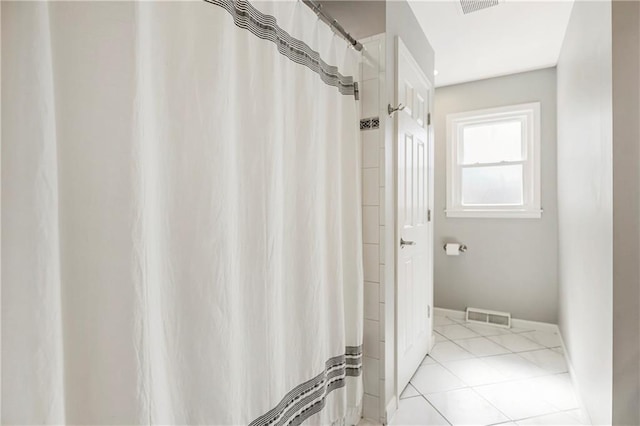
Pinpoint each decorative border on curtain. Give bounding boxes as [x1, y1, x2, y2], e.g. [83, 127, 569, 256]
[204, 0, 356, 96]
[249, 345, 362, 426]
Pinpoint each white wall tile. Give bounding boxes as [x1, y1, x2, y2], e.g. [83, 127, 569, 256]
[379, 112, 386, 149]
[378, 148, 385, 185]
[363, 206, 379, 244]
[364, 319, 380, 359]
[378, 42, 386, 73]
[363, 168, 379, 206]
[361, 79, 379, 118]
[363, 356, 380, 396]
[362, 39, 380, 81]
[365, 281, 380, 321]
[379, 303, 385, 342]
[379, 226, 385, 263]
[362, 130, 380, 169]
[363, 244, 380, 282]
[378, 265, 385, 301]
[362, 393, 380, 421]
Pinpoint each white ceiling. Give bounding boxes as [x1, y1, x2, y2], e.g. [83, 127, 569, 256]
[408, 0, 575, 87]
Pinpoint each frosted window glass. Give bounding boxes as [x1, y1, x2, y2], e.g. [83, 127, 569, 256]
[461, 165, 523, 205]
[462, 120, 522, 164]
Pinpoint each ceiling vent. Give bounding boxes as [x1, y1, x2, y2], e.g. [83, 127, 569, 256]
[459, 0, 500, 15]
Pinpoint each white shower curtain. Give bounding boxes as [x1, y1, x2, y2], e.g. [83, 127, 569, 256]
[2, 1, 363, 424]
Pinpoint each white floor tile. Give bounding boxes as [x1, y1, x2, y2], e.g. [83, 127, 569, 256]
[442, 358, 509, 386]
[434, 315, 456, 326]
[400, 383, 420, 399]
[434, 331, 449, 343]
[463, 323, 512, 337]
[390, 396, 449, 425]
[487, 333, 546, 353]
[474, 381, 558, 421]
[519, 331, 563, 348]
[358, 419, 382, 426]
[421, 355, 437, 365]
[429, 341, 475, 363]
[410, 363, 466, 395]
[447, 315, 468, 324]
[434, 324, 480, 340]
[517, 349, 568, 374]
[516, 411, 583, 425]
[454, 337, 512, 357]
[481, 354, 548, 380]
[567, 409, 592, 425]
[521, 374, 580, 411]
[426, 388, 509, 426]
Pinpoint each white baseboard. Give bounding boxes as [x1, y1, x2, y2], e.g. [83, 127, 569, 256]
[510, 318, 559, 334]
[383, 396, 397, 426]
[435, 307, 558, 333]
[556, 329, 594, 425]
[434, 307, 466, 320]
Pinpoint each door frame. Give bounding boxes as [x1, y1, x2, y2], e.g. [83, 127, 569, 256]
[392, 36, 435, 406]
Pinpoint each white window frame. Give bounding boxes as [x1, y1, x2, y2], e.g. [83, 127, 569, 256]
[446, 102, 542, 219]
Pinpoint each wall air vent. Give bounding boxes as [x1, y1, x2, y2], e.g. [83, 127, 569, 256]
[466, 307, 511, 328]
[459, 0, 500, 15]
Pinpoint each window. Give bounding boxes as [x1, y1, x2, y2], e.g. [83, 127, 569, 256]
[446, 102, 541, 218]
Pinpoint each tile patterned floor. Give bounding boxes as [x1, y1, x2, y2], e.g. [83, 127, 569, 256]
[360, 313, 591, 426]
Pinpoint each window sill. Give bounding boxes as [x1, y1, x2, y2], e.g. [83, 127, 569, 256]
[445, 209, 543, 219]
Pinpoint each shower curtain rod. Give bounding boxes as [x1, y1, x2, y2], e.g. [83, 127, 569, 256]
[302, 0, 364, 52]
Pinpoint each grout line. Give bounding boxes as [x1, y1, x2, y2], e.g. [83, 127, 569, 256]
[418, 393, 453, 426]
[466, 386, 513, 423]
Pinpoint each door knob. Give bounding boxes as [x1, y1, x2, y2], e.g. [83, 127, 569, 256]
[400, 238, 415, 248]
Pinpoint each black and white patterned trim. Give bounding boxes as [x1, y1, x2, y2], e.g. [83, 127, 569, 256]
[360, 117, 380, 130]
[204, 0, 356, 97]
[249, 345, 362, 426]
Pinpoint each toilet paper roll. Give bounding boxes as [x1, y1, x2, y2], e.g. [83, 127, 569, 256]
[446, 243, 460, 256]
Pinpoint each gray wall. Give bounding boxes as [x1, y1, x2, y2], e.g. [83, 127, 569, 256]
[318, 1, 384, 40]
[612, 1, 640, 424]
[433, 68, 559, 324]
[557, 1, 613, 424]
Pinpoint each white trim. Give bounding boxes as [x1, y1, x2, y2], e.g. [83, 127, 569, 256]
[383, 397, 398, 426]
[444, 209, 543, 219]
[434, 307, 557, 333]
[434, 307, 466, 320]
[510, 318, 560, 334]
[445, 102, 541, 219]
[557, 329, 594, 426]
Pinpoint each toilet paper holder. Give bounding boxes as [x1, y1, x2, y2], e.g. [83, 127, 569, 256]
[443, 243, 467, 253]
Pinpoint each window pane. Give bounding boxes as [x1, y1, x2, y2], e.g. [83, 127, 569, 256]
[462, 120, 522, 164]
[461, 165, 523, 205]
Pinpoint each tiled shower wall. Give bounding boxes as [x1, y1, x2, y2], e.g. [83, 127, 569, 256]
[359, 33, 386, 423]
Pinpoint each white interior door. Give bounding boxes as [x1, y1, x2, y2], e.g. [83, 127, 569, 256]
[395, 37, 434, 395]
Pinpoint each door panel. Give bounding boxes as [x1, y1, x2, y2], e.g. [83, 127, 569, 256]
[395, 37, 434, 395]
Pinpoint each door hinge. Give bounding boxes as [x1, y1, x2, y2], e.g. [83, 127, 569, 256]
[427, 112, 431, 126]
[427, 209, 431, 222]
[428, 305, 431, 318]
